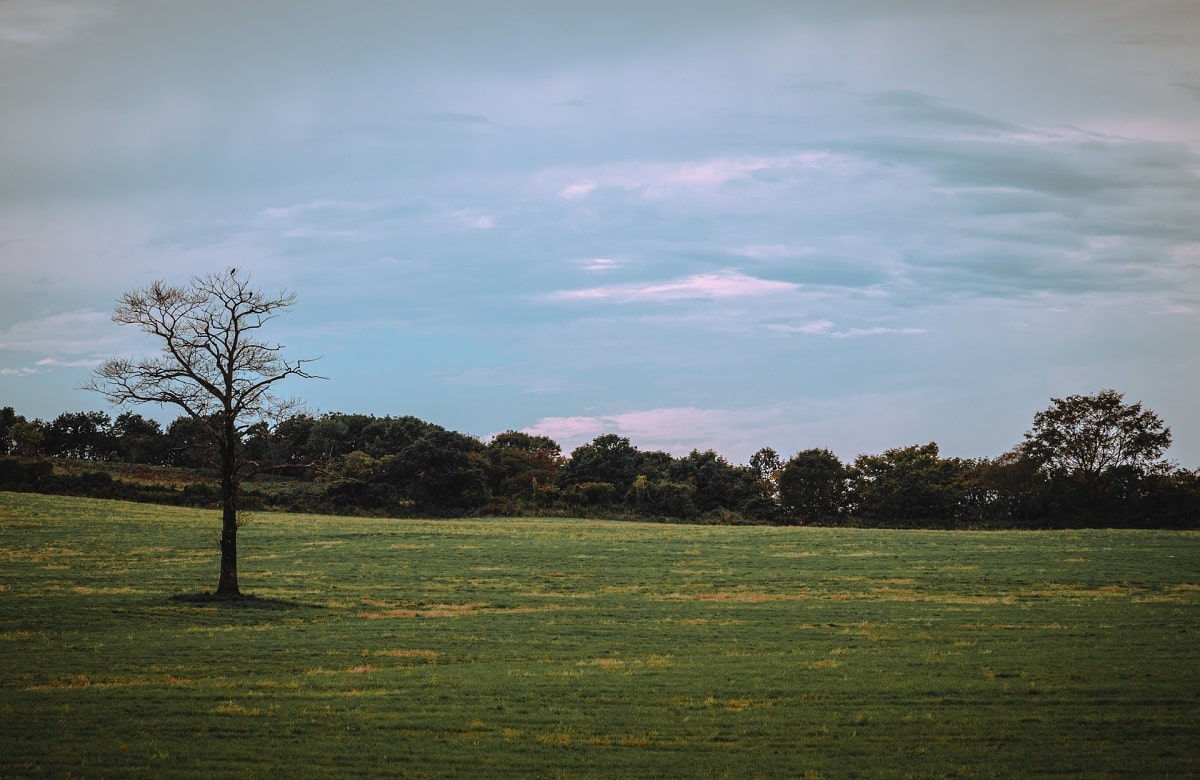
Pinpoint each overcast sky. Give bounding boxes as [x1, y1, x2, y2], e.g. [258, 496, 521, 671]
[2, 0, 1198, 467]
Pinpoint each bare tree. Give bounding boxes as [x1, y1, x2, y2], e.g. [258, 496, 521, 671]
[86, 269, 321, 596]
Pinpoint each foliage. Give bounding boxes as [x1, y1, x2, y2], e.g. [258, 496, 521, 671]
[627, 477, 699, 519]
[42, 411, 117, 460]
[0, 456, 53, 488]
[850, 443, 975, 527]
[480, 430, 562, 500]
[778, 448, 847, 525]
[0, 406, 17, 455]
[1023, 389, 1172, 486]
[4, 389, 1196, 527]
[158, 415, 215, 468]
[1022, 390, 1175, 522]
[669, 449, 757, 515]
[375, 428, 489, 513]
[110, 412, 168, 464]
[558, 434, 642, 496]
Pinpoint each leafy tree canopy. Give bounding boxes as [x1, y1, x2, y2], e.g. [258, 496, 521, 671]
[1022, 389, 1172, 483]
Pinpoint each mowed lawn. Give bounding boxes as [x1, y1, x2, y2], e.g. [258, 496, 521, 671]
[1, 493, 1197, 779]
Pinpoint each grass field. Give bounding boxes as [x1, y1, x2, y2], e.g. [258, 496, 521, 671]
[1, 492, 1197, 778]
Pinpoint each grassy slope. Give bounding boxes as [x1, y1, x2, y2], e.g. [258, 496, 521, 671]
[1, 491, 1197, 779]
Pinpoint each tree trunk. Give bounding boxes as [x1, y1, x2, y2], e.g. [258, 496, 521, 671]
[216, 433, 241, 596]
[217, 505, 239, 595]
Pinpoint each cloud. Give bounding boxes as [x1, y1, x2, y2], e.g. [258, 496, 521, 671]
[549, 271, 798, 303]
[0, 312, 120, 383]
[0, 0, 107, 49]
[552, 152, 836, 200]
[522, 406, 785, 460]
[831, 326, 927, 339]
[579, 257, 623, 272]
[0, 355, 104, 377]
[257, 200, 367, 222]
[36, 356, 103, 368]
[559, 181, 597, 200]
[460, 212, 495, 230]
[0, 310, 119, 354]
[766, 320, 835, 336]
[733, 244, 814, 261]
[765, 321, 926, 339]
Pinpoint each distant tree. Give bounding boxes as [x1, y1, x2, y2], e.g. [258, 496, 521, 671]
[241, 421, 275, 467]
[850, 443, 973, 526]
[86, 269, 321, 596]
[111, 411, 167, 464]
[43, 411, 115, 460]
[1138, 467, 1200, 528]
[669, 449, 756, 514]
[1021, 390, 1172, 508]
[229, 413, 322, 476]
[0, 406, 22, 455]
[161, 415, 217, 468]
[561, 480, 616, 508]
[778, 448, 847, 524]
[9, 418, 44, 457]
[304, 412, 375, 461]
[646, 479, 698, 519]
[636, 450, 677, 482]
[272, 413, 317, 465]
[374, 428, 489, 513]
[482, 431, 562, 500]
[961, 449, 1050, 527]
[361, 415, 440, 459]
[742, 447, 784, 520]
[558, 434, 641, 496]
[749, 447, 783, 483]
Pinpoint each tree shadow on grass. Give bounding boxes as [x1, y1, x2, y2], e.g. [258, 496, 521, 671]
[169, 592, 320, 610]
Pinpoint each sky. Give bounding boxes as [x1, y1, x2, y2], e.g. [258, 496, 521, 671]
[2, 0, 1199, 468]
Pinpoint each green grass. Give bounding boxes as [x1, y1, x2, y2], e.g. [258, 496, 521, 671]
[1, 491, 1198, 778]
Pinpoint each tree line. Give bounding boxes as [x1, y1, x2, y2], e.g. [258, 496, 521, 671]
[2, 390, 1197, 528]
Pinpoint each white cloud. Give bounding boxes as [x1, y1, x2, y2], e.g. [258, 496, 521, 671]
[830, 327, 927, 339]
[258, 200, 362, 221]
[36, 356, 103, 368]
[764, 321, 927, 339]
[0, 310, 119, 354]
[552, 152, 836, 200]
[767, 320, 835, 335]
[549, 271, 798, 303]
[559, 181, 597, 200]
[580, 257, 622, 272]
